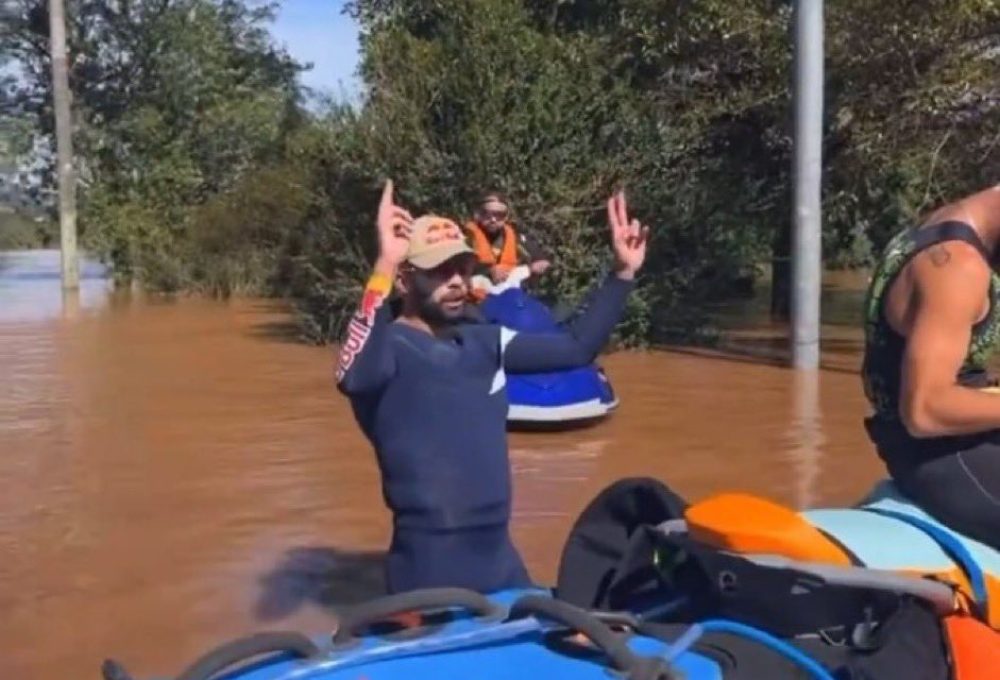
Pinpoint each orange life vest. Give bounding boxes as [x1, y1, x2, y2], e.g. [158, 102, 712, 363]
[466, 222, 520, 272]
[944, 613, 1000, 680]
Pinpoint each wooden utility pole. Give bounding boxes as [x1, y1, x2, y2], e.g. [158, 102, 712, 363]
[48, 0, 78, 290]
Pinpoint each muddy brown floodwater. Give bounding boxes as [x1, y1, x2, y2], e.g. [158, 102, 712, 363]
[0, 250, 885, 678]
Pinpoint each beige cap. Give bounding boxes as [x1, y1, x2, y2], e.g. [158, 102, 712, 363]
[405, 215, 474, 269]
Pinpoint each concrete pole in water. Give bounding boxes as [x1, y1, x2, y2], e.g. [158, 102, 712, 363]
[791, 0, 824, 369]
[48, 0, 79, 291]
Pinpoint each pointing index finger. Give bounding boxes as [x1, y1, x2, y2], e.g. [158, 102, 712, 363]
[380, 179, 395, 211]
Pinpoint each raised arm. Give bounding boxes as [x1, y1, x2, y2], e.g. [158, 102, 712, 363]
[503, 273, 633, 372]
[899, 240, 1000, 437]
[335, 180, 412, 395]
[503, 189, 649, 373]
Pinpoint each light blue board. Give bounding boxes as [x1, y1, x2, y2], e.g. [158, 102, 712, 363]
[803, 479, 1000, 575]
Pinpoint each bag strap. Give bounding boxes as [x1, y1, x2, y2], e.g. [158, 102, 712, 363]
[861, 507, 988, 620]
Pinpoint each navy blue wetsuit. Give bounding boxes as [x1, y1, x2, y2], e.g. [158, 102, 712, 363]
[336, 273, 633, 593]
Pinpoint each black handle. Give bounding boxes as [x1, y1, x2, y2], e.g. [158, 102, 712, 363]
[508, 595, 638, 672]
[173, 631, 320, 680]
[333, 587, 503, 644]
[508, 595, 678, 680]
[590, 609, 641, 630]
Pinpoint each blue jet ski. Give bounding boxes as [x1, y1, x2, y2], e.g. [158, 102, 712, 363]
[102, 587, 846, 680]
[476, 266, 619, 426]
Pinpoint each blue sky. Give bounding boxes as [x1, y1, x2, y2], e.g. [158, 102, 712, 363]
[269, 0, 362, 99]
[0, 1, 362, 99]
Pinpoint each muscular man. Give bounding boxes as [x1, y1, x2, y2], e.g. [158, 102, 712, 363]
[335, 180, 649, 593]
[862, 185, 1000, 549]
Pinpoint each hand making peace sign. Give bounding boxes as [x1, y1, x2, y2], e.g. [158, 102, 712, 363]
[607, 189, 650, 279]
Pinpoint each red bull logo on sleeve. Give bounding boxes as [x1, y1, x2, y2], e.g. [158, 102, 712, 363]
[336, 313, 372, 383]
[335, 287, 386, 383]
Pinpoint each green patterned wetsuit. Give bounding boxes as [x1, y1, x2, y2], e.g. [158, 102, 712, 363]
[861, 220, 1000, 553]
[861, 221, 1000, 423]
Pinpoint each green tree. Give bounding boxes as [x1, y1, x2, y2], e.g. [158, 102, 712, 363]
[286, 0, 782, 344]
[823, 0, 1000, 257]
[7, 0, 1000, 348]
[2, 0, 305, 288]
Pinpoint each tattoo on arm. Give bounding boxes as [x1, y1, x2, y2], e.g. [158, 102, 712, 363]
[928, 244, 951, 267]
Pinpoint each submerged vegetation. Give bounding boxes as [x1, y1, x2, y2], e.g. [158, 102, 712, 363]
[3, 0, 1000, 344]
[0, 209, 57, 250]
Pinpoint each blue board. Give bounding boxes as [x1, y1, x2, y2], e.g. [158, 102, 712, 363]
[155, 590, 723, 680]
[803, 480, 1000, 579]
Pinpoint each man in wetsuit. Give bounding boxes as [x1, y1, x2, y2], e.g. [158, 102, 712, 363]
[466, 192, 551, 284]
[335, 180, 649, 593]
[862, 184, 1000, 550]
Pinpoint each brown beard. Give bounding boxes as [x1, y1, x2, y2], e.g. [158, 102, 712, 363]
[410, 270, 469, 327]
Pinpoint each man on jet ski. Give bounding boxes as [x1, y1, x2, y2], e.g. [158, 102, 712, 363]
[335, 180, 649, 593]
[466, 192, 551, 290]
[862, 184, 1000, 551]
